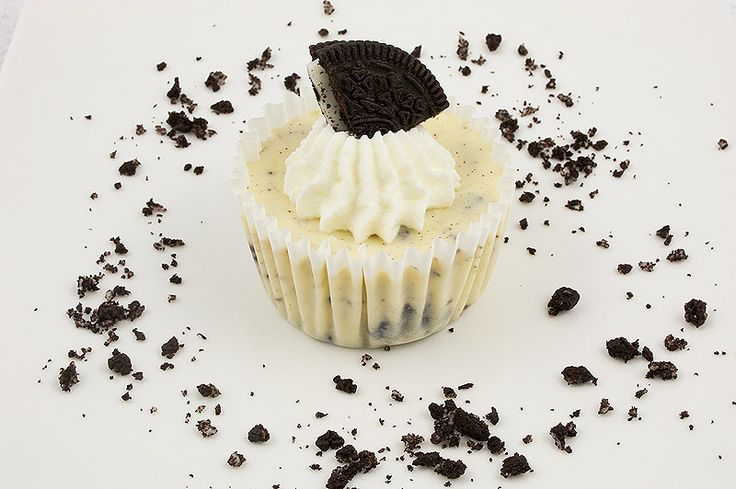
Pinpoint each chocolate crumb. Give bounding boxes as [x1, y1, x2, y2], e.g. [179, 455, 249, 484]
[410, 45, 422, 58]
[549, 421, 577, 452]
[160, 362, 174, 371]
[557, 93, 574, 107]
[565, 199, 584, 211]
[598, 398, 614, 415]
[664, 334, 688, 351]
[519, 191, 535, 203]
[667, 249, 688, 262]
[284, 73, 301, 95]
[453, 408, 490, 441]
[561, 366, 597, 386]
[247, 424, 270, 443]
[627, 406, 639, 421]
[196, 419, 218, 437]
[684, 299, 708, 327]
[156, 62, 167, 71]
[458, 66, 471, 76]
[642, 346, 654, 362]
[107, 349, 132, 376]
[246, 48, 273, 71]
[318, 28, 329, 37]
[204, 71, 227, 92]
[316, 430, 345, 451]
[169, 274, 182, 284]
[76, 273, 103, 298]
[118, 159, 140, 176]
[323, 0, 335, 15]
[142, 198, 167, 217]
[638, 261, 656, 272]
[442, 386, 456, 399]
[456, 34, 469, 60]
[500, 453, 531, 478]
[646, 361, 678, 380]
[228, 451, 246, 467]
[522, 434, 533, 444]
[197, 383, 221, 398]
[487, 435, 505, 454]
[617, 263, 633, 274]
[401, 433, 424, 452]
[680, 410, 690, 419]
[161, 336, 183, 358]
[436, 458, 466, 479]
[517, 44, 528, 56]
[166, 77, 181, 102]
[485, 33, 502, 52]
[635, 388, 648, 399]
[717, 139, 728, 150]
[519, 218, 528, 230]
[210, 100, 234, 115]
[58, 362, 79, 391]
[333, 375, 357, 394]
[606, 337, 640, 362]
[391, 389, 404, 402]
[547, 287, 580, 316]
[193, 166, 204, 175]
[485, 407, 500, 426]
[327, 446, 378, 489]
[248, 73, 262, 96]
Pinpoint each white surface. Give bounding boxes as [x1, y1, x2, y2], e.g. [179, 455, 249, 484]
[0, 0, 23, 67]
[0, 1, 735, 488]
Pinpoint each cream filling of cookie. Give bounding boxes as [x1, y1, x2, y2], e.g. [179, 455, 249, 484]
[307, 60, 347, 132]
[246, 110, 502, 259]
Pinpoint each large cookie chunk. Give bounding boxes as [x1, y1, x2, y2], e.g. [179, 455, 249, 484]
[309, 40, 449, 137]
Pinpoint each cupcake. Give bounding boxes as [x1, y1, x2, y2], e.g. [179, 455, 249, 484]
[232, 40, 514, 348]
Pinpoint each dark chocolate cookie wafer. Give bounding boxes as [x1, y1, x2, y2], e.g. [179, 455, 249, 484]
[309, 40, 449, 137]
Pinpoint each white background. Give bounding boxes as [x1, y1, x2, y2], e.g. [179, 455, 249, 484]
[0, 1, 735, 488]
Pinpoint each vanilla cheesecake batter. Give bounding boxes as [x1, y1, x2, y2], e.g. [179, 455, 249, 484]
[246, 110, 504, 259]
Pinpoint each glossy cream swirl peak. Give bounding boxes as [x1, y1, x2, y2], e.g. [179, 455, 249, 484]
[283, 118, 460, 243]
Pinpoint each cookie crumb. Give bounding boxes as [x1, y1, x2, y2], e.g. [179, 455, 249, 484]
[547, 287, 580, 316]
[684, 299, 708, 327]
[196, 419, 218, 437]
[227, 451, 246, 467]
[500, 452, 531, 478]
[646, 361, 678, 380]
[598, 398, 614, 415]
[58, 362, 79, 392]
[333, 375, 357, 394]
[247, 424, 270, 443]
[561, 366, 597, 385]
[485, 33, 502, 52]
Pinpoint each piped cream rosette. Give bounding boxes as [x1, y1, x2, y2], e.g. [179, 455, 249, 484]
[231, 92, 514, 348]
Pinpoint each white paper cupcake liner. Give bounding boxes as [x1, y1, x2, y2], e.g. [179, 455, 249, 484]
[232, 91, 514, 348]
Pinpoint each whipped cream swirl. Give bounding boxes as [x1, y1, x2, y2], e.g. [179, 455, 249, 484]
[283, 117, 460, 243]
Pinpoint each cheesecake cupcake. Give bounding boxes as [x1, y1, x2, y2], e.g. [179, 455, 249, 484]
[232, 40, 514, 348]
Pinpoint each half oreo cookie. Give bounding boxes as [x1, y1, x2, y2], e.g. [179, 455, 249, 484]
[307, 40, 449, 137]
